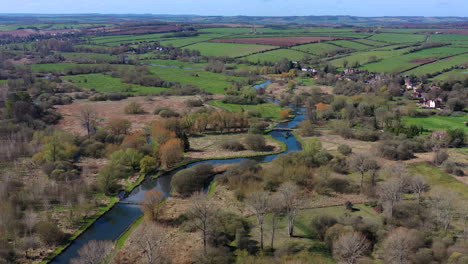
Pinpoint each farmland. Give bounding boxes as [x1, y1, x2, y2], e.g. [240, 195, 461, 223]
[211, 36, 344, 46]
[184, 42, 278, 57]
[1, 16, 468, 264]
[244, 48, 309, 62]
[359, 46, 468, 73]
[62, 73, 169, 94]
[147, 66, 246, 94]
[292, 42, 341, 55]
[368, 33, 427, 43]
[434, 69, 468, 80]
[332, 40, 372, 50]
[404, 53, 468, 76]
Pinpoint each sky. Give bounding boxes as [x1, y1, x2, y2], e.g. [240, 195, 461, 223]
[1, 0, 467, 17]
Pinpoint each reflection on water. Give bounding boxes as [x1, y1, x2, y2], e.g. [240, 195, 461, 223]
[50, 99, 306, 264]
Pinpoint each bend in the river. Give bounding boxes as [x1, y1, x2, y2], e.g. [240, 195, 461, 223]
[50, 81, 306, 263]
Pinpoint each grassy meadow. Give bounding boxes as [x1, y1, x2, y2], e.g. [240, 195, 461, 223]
[403, 114, 468, 132]
[209, 100, 284, 120]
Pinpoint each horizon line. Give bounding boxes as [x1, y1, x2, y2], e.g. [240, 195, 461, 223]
[0, 13, 467, 19]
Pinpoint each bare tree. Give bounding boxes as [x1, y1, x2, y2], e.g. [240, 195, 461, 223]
[24, 210, 38, 235]
[141, 190, 166, 222]
[333, 231, 370, 264]
[382, 227, 422, 264]
[70, 240, 113, 264]
[459, 201, 468, 241]
[378, 177, 403, 218]
[190, 192, 215, 255]
[431, 188, 455, 233]
[135, 223, 169, 264]
[246, 191, 269, 250]
[278, 182, 302, 237]
[408, 175, 430, 204]
[79, 106, 98, 137]
[269, 193, 282, 249]
[349, 154, 379, 191]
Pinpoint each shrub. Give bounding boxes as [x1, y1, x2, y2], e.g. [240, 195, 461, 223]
[107, 92, 128, 101]
[248, 122, 269, 134]
[279, 109, 291, 119]
[298, 120, 315, 137]
[354, 129, 380, 142]
[376, 139, 415, 160]
[244, 134, 266, 151]
[337, 144, 352, 156]
[442, 160, 465, 176]
[124, 102, 145, 114]
[170, 163, 214, 196]
[433, 150, 449, 166]
[220, 140, 245, 151]
[80, 139, 105, 158]
[153, 107, 171, 115]
[159, 109, 180, 118]
[447, 128, 465, 148]
[36, 221, 66, 245]
[310, 215, 338, 240]
[328, 178, 352, 193]
[185, 99, 204, 107]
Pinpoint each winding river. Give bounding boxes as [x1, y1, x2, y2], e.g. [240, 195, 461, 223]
[50, 82, 305, 264]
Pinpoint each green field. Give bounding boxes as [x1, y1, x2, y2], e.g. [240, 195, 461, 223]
[429, 34, 468, 43]
[28, 63, 82, 73]
[158, 37, 214, 47]
[404, 53, 468, 76]
[403, 114, 468, 132]
[143, 59, 207, 69]
[331, 40, 372, 50]
[369, 33, 426, 43]
[147, 66, 246, 94]
[209, 100, 283, 120]
[352, 38, 389, 47]
[60, 52, 117, 62]
[62, 73, 168, 94]
[408, 163, 468, 198]
[433, 69, 468, 80]
[184, 42, 277, 57]
[360, 46, 468, 73]
[292, 42, 339, 55]
[329, 47, 412, 68]
[244, 48, 309, 63]
[89, 33, 167, 46]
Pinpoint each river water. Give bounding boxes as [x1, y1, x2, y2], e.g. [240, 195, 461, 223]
[50, 81, 305, 263]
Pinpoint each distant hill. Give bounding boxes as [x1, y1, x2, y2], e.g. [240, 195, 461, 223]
[0, 14, 467, 26]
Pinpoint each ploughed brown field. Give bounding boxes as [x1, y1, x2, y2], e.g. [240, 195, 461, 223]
[410, 58, 438, 63]
[211, 36, 344, 46]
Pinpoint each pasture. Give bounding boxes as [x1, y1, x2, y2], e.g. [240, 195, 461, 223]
[352, 38, 392, 47]
[61, 73, 168, 94]
[360, 46, 468, 73]
[403, 114, 468, 132]
[292, 42, 340, 55]
[433, 69, 468, 80]
[184, 42, 278, 57]
[332, 40, 372, 50]
[404, 53, 468, 76]
[209, 100, 283, 120]
[244, 48, 309, 63]
[147, 66, 246, 94]
[368, 33, 426, 43]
